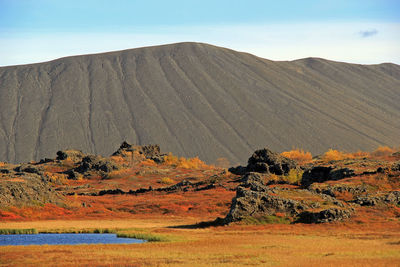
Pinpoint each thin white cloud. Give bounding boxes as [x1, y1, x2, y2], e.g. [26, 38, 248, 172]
[359, 29, 378, 38]
[0, 22, 399, 66]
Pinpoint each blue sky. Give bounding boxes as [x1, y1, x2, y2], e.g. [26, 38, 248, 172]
[0, 0, 399, 66]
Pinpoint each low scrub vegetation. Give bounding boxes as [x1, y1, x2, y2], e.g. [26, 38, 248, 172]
[286, 169, 304, 185]
[322, 149, 348, 161]
[321, 146, 398, 162]
[163, 153, 208, 169]
[0, 228, 37, 234]
[159, 177, 175, 185]
[371, 146, 396, 157]
[265, 169, 303, 185]
[241, 215, 291, 225]
[281, 149, 312, 164]
[117, 232, 170, 242]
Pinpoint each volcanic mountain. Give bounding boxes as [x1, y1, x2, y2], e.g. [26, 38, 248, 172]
[0, 42, 399, 164]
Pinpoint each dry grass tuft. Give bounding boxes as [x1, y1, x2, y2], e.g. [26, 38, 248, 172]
[159, 177, 175, 185]
[44, 172, 68, 184]
[349, 150, 369, 158]
[140, 159, 157, 167]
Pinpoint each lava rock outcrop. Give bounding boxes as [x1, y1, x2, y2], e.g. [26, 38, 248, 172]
[0, 173, 61, 208]
[112, 142, 166, 163]
[229, 148, 298, 176]
[247, 148, 298, 175]
[301, 166, 355, 188]
[224, 172, 353, 224]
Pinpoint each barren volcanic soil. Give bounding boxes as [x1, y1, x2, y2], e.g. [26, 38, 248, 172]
[1, 42, 399, 164]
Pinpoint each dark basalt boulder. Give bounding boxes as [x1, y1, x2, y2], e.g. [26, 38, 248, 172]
[56, 151, 68, 160]
[228, 165, 247, 175]
[295, 208, 353, 223]
[224, 185, 308, 224]
[56, 150, 85, 163]
[98, 188, 125, 196]
[353, 195, 379, 206]
[353, 191, 400, 206]
[391, 162, 400, 172]
[13, 164, 41, 175]
[246, 148, 298, 175]
[37, 158, 54, 164]
[112, 142, 166, 163]
[74, 155, 120, 175]
[385, 191, 400, 205]
[64, 169, 79, 180]
[240, 172, 268, 191]
[309, 183, 367, 198]
[301, 166, 355, 187]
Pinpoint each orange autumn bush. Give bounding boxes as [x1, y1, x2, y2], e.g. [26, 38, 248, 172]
[163, 153, 179, 166]
[178, 157, 208, 169]
[163, 153, 208, 169]
[349, 150, 369, 158]
[322, 149, 348, 161]
[159, 177, 175, 185]
[322, 149, 372, 161]
[371, 146, 395, 157]
[281, 149, 312, 164]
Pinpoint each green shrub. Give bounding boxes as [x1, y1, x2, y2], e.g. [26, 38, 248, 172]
[265, 169, 303, 185]
[117, 232, 169, 242]
[0, 228, 38, 235]
[285, 169, 304, 185]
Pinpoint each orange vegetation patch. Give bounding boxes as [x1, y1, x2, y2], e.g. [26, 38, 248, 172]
[1, 204, 73, 221]
[1, 177, 26, 183]
[60, 185, 235, 220]
[281, 149, 312, 164]
[322, 149, 351, 161]
[0, 210, 22, 220]
[163, 153, 211, 169]
[139, 159, 158, 167]
[333, 191, 354, 202]
[371, 146, 396, 157]
[320, 149, 376, 162]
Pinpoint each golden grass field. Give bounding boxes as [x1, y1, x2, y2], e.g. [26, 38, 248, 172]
[1, 147, 400, 266]
[1, 217, 400, 266]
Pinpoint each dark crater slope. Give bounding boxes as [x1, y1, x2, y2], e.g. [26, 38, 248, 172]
[1, 42, 399, 164]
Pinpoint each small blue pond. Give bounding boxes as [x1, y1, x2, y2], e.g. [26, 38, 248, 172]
[0, 233, 144, 246]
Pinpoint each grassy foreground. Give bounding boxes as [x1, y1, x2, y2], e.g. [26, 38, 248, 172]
[1, 217, 400, 266]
